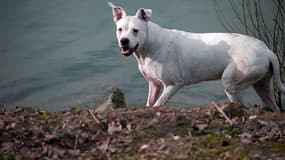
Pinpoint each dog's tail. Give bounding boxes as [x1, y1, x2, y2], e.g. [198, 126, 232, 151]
[269, 51, 285, 93]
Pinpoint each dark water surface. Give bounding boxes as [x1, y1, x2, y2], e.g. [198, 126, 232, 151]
[0, 0, 275, 110]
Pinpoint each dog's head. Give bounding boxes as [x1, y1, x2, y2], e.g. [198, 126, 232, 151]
[108, 2, 152, 56]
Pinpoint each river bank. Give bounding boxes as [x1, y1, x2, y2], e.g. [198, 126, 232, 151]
[1, 102, 285, 159]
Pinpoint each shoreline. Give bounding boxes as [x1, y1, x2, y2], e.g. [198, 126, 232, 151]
[1, 102, 285, 159]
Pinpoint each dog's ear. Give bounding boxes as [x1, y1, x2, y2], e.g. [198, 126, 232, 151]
[108, 2, 126, 22]
[135, 8, 152, 21]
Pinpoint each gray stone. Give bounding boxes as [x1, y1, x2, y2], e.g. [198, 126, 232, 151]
[95, 87, 126, 114]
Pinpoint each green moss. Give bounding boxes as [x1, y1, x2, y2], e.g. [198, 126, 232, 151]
[69, 107, 82, 114]
[129, 131, 147, 140]
[231, 127, 240, 135]
[130, 155, 136, 160]
[197, 150, 215, 159]
[196, 146, 251, 160]
[216, 146, 233, 156]
[229, 151, 250, 159]
[38, 112, 49, 120]
[204, 134, 225, 146]
[269, 142, 285, 152]
[111, 88, 126, 109]
[3, 152, 14, 160]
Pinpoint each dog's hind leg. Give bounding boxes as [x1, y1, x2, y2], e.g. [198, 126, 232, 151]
[253, 71, 280, 111]
[153, 85, 182, 107]
[222, 63, 244, 104]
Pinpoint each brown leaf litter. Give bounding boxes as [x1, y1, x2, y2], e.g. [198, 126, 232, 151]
[0, 102, 285, 160]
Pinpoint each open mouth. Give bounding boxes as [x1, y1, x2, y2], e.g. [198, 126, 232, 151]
[120, 43, 139, 56]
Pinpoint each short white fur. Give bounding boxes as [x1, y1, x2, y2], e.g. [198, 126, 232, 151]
[109, 2, 285, 111]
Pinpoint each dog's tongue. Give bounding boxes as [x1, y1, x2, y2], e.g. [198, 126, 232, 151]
[120, 47, 130, 54]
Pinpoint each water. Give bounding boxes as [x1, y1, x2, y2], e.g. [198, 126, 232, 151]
[0, 0, 275, 111]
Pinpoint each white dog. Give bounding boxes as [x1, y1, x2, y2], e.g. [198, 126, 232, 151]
[108, 2, 284, 111]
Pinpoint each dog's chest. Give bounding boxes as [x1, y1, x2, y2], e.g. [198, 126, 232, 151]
[138, 62, 163, 86]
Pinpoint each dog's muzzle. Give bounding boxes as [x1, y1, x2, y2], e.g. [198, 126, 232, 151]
[120, 43, 139, 56]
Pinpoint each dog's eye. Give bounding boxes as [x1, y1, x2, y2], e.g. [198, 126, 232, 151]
[133, 29, 139, 34]
[118, 28, 122, 32]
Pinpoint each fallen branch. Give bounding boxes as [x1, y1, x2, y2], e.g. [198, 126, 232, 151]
[211, 101, 233, 125]
[88, 109, 100, 124]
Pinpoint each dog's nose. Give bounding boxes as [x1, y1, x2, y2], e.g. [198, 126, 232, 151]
[120, 38, 129, 46]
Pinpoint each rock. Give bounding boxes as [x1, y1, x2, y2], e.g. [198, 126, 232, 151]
[95, 87, 126, 114]
[240, 132, 252, 144]
[194, 124, 208, 132]
[140, 144, 149, 150]
[173, 135, 180, 140]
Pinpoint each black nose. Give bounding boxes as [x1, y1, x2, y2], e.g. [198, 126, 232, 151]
[120, 38, 129, 46]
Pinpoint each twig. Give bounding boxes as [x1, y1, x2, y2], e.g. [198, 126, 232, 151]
[211, 101, 233, 125]
[103, 136, 111, 152]
[74, 135, 78, 149]
[88, 109, 100, 124]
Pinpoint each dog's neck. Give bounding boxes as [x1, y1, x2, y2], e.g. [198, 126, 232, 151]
[134, 21, 170, 64]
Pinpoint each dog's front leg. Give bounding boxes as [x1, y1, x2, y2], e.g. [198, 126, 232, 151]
[153, 85, 182, 107]
[146, 82, 161, 107]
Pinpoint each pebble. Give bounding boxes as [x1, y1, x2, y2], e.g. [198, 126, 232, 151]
[140, 144, 149, 150]
[173, 136, 180, 140]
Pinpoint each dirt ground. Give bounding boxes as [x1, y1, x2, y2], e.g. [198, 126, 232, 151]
[1, 102, 285, 160]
